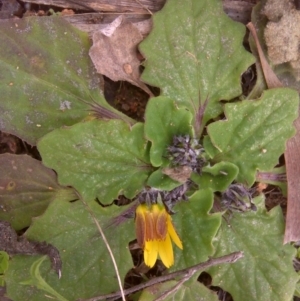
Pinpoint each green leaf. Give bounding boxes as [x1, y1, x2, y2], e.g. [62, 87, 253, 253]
[172, 189, 222, 269]
[256, 166, 287, 196]
[191, 161, 239, 192]
[0, 154, 76, 230]
[0, 251, 9, 274]
[140, 0, 255, 134]
[139, 280, 219, 301]
[295, 280, 300, 298]
[207, 88, 299, 185]
[38, 119, 152, 204]
[4, 199, 134, 301]
[147, 167, 183, 191]
[144, 96, 193, 167]
[0, 17, 130, 145]
[203, 135, 219, 159]
[20, 256, 69, 301]
[207, 195, 299, 301]
[0, 251, 9, 286]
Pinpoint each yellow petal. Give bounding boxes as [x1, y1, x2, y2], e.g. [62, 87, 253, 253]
[167, 216, 183, 250]
[157, 234, 174, 268]
[144, 240, 158, 267]
[151, 204, 161, 214]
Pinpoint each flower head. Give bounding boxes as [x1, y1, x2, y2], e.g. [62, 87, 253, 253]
[167, 135, 206, 174]
[221, 183, 256, 212]
[135, 203, 183, 268]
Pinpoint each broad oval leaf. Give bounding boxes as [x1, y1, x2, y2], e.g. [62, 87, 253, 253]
[0, 154, 76, 230]
[4, 199, 134, 301]
[0, 17, 129, 145]
[207, 195, 299, 301]
[38, 119, 152, 204]
[207, 88, 299, 185]
[140, 0, 255, 134]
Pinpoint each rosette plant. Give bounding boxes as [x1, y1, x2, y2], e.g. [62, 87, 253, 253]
[0, 0, 299, 301]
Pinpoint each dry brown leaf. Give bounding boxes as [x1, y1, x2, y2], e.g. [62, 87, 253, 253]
[247, 22, 283, 89]
[162, 166, 193, 184]
[89, 15, 153, 96]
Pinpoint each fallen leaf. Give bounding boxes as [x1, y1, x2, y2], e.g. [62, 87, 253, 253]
[89, 15, 153, 96]
[247, 22, 283, 89]
[162, 166, 192, 184]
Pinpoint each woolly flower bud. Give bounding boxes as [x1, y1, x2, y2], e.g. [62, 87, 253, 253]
[167, 135, 206, 174]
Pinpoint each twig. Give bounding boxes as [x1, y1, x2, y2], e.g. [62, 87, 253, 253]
[77, 251, 243, 301]
[77, 193, 126, 301]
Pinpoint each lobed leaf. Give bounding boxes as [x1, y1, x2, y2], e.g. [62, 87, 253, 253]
[4, 199, 134, 301]
[207, 88, 299, 185]
[207, 195, 299, 301]
[191, 161, 239, 192]
[38, 119, 152, 204]
[140, 0, 255, 134]
[0, 154, 76, 230]
[147, 167, 184, 191]
[0, 17, 129, 145]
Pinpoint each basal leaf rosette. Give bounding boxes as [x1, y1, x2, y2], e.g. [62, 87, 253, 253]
[207, 195, 299, 301]
[4, 199, 134, 301]
[38, 119, 152, 204]
[206, 88, 299, 185]
[140, 0, 255, 133]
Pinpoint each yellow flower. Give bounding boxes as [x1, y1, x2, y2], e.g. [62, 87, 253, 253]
[135, 203, 183, 268]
